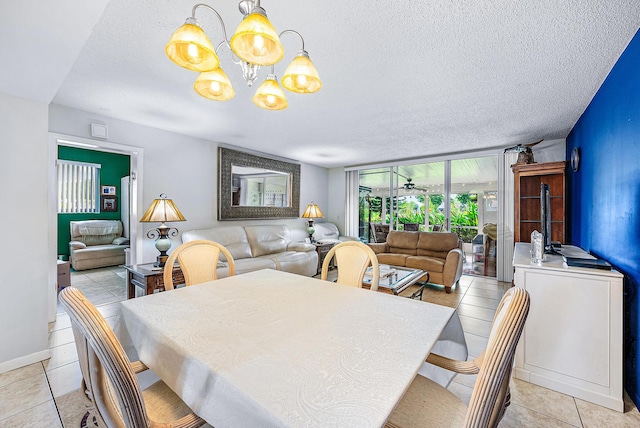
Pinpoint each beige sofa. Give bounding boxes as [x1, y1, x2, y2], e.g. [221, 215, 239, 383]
[69, 220, 130, 271]
[181, 225, 318, 278]
[368, 230, 464, 293]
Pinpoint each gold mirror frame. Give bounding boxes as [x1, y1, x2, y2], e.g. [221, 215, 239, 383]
[218, 147, 300, 220]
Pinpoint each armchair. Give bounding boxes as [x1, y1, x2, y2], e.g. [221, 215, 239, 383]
[312, 222, 358, 244]
[69, 220, 129, 271]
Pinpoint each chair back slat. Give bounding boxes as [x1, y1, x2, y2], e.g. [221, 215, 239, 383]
[164, 240, 236, 290]
[464, 287, 530, 428]
[321, 241, 380, 291]
[60, 287, 149, 427]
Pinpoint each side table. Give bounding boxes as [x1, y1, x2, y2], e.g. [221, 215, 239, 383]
[57, 260, 71, 292]
[124, 263, 184, 298]
[314, 242, 335, 275]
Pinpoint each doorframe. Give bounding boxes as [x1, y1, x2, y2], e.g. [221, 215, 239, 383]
[47, 133, 144, 322]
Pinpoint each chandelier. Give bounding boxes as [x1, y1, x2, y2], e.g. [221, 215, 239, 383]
[165, 0, 322, 110]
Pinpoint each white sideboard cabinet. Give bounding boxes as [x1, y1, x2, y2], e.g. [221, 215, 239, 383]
[512, 242, 624, 411]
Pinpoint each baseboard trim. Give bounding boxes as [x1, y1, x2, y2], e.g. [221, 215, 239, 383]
[0, 349, 50, 374]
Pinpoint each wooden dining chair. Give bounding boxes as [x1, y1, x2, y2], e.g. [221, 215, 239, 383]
[370, 223, 390, 243]
[385, 287, 530, 428]
[402, 223, 420, 232]
[321, 241, 380, 291]
[59, 287, 206, 428]
[163, 239, 236, 290]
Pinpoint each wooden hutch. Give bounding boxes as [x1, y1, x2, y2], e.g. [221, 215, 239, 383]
[511, 161, 567, 243]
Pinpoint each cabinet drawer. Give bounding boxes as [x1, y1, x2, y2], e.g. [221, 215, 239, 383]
[57, 261, 71, 289]
[57, 272, 71, 287]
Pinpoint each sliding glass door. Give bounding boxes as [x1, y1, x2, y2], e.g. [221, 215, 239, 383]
[357, 155, 498, 278]
[450, 157, 498, 277]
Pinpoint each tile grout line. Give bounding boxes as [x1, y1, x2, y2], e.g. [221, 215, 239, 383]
[42, 360, 66, 427]
[0, 360, 66, 426]
[572, 396, 585, 428]
[509, 402, 584, 427]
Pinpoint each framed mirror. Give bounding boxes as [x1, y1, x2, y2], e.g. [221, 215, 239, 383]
[218, 147, 300, 220]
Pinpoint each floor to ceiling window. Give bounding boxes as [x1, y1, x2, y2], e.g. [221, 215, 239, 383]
[357, 156, 498, 278]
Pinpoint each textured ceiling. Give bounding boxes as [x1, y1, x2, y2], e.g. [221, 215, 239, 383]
[2, 1, 640, 168]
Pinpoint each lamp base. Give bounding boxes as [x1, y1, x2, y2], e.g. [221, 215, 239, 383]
[153, 254, 169, 268]
[147, 224, 176, 268]
[306, 220, 316, 243]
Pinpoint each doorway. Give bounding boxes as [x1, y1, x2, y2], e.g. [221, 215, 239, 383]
[47, 133, 144, 322]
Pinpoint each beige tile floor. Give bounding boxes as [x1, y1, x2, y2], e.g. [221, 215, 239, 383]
[1, 267, 639, 427]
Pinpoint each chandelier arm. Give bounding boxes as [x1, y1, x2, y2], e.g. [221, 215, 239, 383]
[215, 40, 229, 54]
[279, 29, 305, 51]
[230, 51, 242, 65]
[192, 3, 231, 45]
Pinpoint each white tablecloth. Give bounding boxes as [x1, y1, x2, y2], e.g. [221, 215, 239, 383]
[120, 269, 466, 427]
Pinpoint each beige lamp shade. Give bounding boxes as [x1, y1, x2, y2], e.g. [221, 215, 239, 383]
[252, 75, 288, 110]
[230, 12, 284, 66]
[140, 195, 186, 223]
[282, 52, 322, 94]
[194, 68, 235, 101]
[165, 20, 220, 72]
[302, 202, 324, 219]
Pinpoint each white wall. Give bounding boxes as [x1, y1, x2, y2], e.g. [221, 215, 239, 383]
[327, 167, 347, 234]
[532, 138, 566, 163]
[0, 93, 50, 372]
[49, 104, 330, 263]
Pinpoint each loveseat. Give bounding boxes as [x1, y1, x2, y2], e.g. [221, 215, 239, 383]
[312, 222, 358, 244]
[181, 225, 318, 278]
[368, 230, 464, 293]
[69, 220, 130, 271]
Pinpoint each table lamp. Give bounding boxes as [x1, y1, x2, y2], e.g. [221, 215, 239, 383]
[301, 202, 323, 242]
[140, 193, 186, 267]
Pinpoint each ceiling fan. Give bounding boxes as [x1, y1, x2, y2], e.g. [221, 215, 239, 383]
[404, 178, 416, 190]
[401, 178, 430, 192]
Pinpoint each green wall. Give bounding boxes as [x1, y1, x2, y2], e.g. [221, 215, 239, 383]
[57, 146, 130, 259]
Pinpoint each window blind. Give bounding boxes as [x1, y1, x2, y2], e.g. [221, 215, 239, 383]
[57, 160, 101, 213]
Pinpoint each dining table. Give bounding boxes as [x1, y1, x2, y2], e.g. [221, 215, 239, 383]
[119, 269, 467, 427]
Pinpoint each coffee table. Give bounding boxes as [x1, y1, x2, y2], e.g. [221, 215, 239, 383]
[362, 264, 430, 299]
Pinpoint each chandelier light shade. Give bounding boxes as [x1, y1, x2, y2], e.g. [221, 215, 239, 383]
[165, 1, 321, 110]
[140, 194, 186, 267]
[194, 68, 236, 101]
[252, 74, 288, 110]
[230, 9, 284, 66]
[165, 19, 219, 72]
[282, 51, 322, 93]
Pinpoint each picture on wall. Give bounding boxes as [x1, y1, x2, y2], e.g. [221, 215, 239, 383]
[101, 185, 116, 195]
[101, 196, 118, 212]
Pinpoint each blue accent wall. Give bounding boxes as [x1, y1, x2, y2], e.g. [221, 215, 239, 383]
[566, 28, 640, 407]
